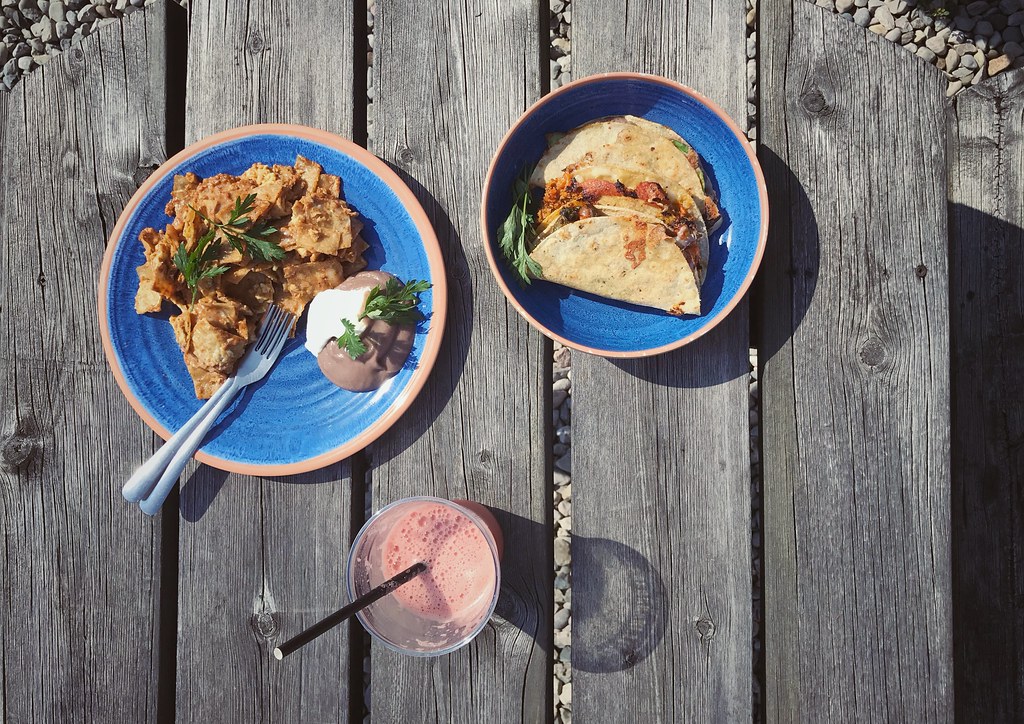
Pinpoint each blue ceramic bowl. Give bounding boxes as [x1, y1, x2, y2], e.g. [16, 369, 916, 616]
[98, 125, 446, 475]
[481, 73, 768, 357]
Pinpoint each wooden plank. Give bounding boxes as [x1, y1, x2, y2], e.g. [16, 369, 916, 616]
[0, 7, 168, 722]
[759, 3, 952, 721]
[368, 0, 551, 721]
[949, 69, 1024, 723]
[176, 2, 357, 721]
[568, 1, 753, 721]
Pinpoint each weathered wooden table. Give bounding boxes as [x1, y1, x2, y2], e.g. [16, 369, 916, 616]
[1, 0, 1021, 721]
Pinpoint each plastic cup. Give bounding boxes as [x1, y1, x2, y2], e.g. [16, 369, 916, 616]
[346, 496, 503, 656]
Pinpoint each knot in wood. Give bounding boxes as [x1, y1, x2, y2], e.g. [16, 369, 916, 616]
[37, 272, 46, 288]
[397, 146, 416, 165]
[492, 588, 527, 628]
[694, 615, 716, 642]
[858, 337, 887, 368]
[251, 611, 279, 639]
[70, 47, 85, 63]
[622, 648, 640, 667]
[799, 86, 832, 117]
[1, 419, 42, 472]
[247, 31, 267, 55]
[133, 165, 159, 187]
[915, 263, 928, 279]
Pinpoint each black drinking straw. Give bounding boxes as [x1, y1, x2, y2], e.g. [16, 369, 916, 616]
[273, 561, 428, 660]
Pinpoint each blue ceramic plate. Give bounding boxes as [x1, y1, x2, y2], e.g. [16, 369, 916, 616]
[481, 73, 768, 357]
[98, 125, 446, 475]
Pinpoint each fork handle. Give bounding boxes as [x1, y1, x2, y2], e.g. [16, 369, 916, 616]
[138, 379, 241, 516]
[122, 380, 236, 503]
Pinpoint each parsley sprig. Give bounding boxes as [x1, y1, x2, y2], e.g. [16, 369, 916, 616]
[190, 193, 285, 262]
[172, 227, 229, 308]
[336, 278, 432, 359]
[497, 169, 541, 286]
[338, 318, 367, 359]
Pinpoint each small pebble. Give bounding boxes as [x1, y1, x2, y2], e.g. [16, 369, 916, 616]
[554, 607, 570, 630]
[947, 48, 960, 70]
[876, 6, 895, 28]
[885, 27, 902, 41]
[989, 53, 1013, 74]
[925, 34, 946, 54]
[916, 46, 936, 62]
[854, 7, 870, 26]
[554, 538, 571, 566]
[967, 0, 989, 15]
[946, 79, 963, 96]
[955, 15, 977, 31]
[837, 0, 855, 12]
[1004, 41, 1023, 58]
[960, 52, 979, 69]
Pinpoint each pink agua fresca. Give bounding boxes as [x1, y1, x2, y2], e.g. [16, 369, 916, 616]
[348, 497, 503, 655]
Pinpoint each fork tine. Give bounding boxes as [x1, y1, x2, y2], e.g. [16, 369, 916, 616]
[257, 306, 287, 354]
[266, 313, 294, 357]
[259, 305, 283, 337]
[258, 309, 289, 356]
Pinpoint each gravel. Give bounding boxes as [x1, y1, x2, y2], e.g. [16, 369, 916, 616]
[812, 0, 1024, 95]
[0, 0, 184, 91]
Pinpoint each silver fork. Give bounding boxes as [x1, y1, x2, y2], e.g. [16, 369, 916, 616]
[121, 305, 294, 516]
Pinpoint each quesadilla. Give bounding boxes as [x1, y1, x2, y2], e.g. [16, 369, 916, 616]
[530, 116, 718, 227]
[529, 215, 701, 316]
[534, 172, 708, 286]
[497, 116, 722, 317]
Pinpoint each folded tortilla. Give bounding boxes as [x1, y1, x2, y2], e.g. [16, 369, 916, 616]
[528, 216, 701, 316]
[589, 194, 708, 285]
[530, 117, 708, 220]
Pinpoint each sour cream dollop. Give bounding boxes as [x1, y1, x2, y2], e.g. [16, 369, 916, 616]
[303, 287, 373, 357]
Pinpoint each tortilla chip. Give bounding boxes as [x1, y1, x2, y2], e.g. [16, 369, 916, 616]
[282, 192, 358, 256]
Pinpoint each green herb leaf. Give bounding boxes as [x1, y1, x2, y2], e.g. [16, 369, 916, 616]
[189, 195, 284, 262]
[361, 278, 432, 326]
[337, 318, 368, 359]
[672, 139, 691, 155]
[173, 227, 225, 307]
[497, 167, 540, 286]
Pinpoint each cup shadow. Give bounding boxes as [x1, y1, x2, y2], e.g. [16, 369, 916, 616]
[571, 535, 668, 673]
[484, 508, 553, 656]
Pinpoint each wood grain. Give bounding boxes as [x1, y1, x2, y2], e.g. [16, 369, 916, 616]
[368, 0, 551, 721]
[0, 7, 167, 721]
[949, 69, 1024, 723]
[569, 0, 754, 721]
[759, 3, 952, 721]
[177, 2, 357, 720]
